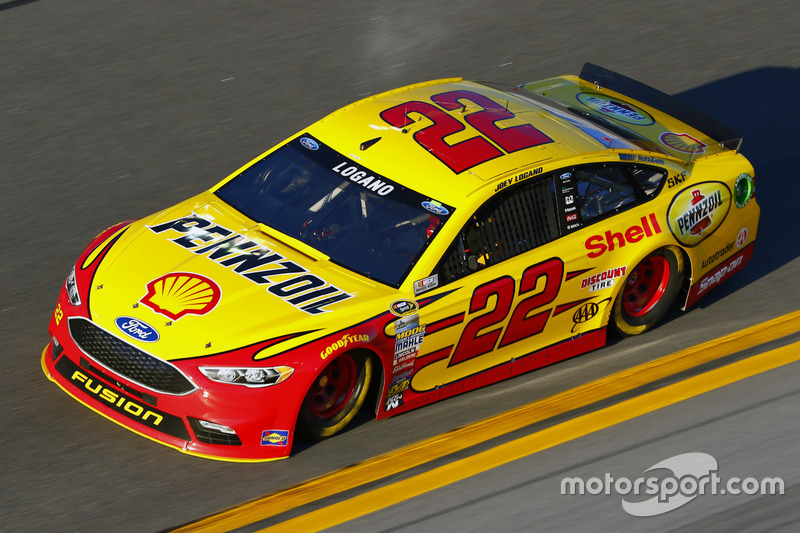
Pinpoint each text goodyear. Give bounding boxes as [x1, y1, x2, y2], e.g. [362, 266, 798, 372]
[320, 333, 370, 359]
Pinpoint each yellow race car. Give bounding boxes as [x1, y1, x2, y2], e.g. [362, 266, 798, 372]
[43, 63, 759, 461]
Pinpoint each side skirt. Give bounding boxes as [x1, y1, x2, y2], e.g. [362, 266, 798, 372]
[378, 328, 607, 419]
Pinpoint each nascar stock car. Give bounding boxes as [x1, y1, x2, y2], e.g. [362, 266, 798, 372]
[43, 63, 759, 461]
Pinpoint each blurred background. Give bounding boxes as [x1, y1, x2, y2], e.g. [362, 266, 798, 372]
[1, 1, 798, 530]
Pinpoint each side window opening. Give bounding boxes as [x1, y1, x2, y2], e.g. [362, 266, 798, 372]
[433, 163, 666, 286]
[436, 175, 559, 284]
[571, 163, 665, 224]
[630, 165, 666, 196]
[574, 165, 636, 221]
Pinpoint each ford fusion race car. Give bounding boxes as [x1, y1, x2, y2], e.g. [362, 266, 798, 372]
[43, 63, 759, 461]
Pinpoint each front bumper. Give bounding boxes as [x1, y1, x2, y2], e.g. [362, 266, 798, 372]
[43, 316, 300, 461]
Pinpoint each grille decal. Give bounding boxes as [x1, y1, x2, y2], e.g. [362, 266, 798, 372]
[68, 317, 196, 395]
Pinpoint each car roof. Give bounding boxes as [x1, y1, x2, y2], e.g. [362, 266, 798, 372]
[306, 78, 612, 207]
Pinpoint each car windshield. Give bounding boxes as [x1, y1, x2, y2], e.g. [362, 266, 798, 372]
[215, 134, 453, 287]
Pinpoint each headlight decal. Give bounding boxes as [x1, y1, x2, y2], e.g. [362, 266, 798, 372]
[199, 365, 294, 387]
[66, 266, 81, 306]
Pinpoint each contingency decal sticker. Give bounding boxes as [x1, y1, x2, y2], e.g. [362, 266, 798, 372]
[386, 315, 426, 412]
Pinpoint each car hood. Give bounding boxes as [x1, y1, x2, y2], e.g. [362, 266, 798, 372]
[87, 194, 395, 361]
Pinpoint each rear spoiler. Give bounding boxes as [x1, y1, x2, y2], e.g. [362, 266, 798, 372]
[579, 63, 741, 146]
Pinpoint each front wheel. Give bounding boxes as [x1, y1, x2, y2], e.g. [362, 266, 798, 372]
[297, 352, 372, 441]
[611, 247, 684, 337]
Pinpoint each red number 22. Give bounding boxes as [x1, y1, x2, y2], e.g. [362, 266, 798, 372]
[380, 89, 552, 174]
[449, 258, 564, 367]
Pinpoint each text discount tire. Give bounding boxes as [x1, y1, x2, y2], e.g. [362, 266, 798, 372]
[611, 247, 684, 337]
[297, 352, 372, 441]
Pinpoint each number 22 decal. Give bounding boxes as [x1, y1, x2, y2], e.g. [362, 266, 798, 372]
[380, 89, 552, 174]
[449, 258, 564, 367]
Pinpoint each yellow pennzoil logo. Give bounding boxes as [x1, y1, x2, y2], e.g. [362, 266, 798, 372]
[667, 182, 731, 246]
[54, 303, 63, 326]
[140, 272, 221, 320]
[70, 370, 163, 426]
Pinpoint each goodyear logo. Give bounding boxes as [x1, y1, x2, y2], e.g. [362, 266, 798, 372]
[261, 429, 289, 446]
[320, 333, 370, 359]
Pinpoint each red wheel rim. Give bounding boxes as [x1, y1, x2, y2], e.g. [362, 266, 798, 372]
[623, 256, 670, 318]
[308, 354, 357, 419]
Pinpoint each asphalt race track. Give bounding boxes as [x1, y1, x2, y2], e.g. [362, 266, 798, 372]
[2, 1, 799, 531]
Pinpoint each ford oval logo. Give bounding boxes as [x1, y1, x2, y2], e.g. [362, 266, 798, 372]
[300, 137, 319, 150]
[115, 316, 160, 342]
[422, 201, 449, 216]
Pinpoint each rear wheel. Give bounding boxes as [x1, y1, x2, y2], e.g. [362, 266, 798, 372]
[297, 352, 372, 441]
[611, 247, 684, 337]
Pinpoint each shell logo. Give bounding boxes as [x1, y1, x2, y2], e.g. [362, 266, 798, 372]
[659, 132, 707, 154]
[141, 272, 221, 320]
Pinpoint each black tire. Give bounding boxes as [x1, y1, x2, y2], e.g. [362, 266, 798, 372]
[297, 351, 372, 441]
[611, 247, 684, 337]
